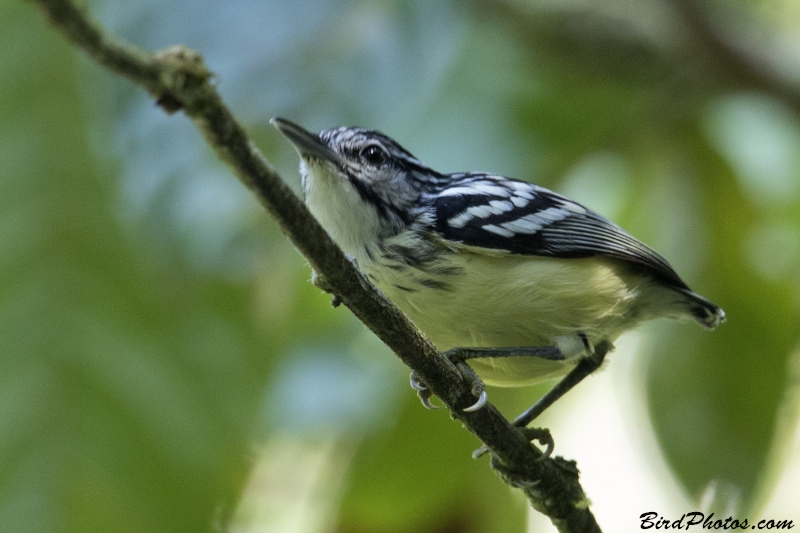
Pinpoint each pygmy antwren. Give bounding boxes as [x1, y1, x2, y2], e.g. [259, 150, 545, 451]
[272, 117, 725, 443]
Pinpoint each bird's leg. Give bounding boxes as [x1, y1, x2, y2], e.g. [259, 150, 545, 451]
[510, 340, 612, 428]
[409, 346, 562, 412]
[410, 337, 589, 413]
[434, 344, 569, 413]
[449, 338, 612, 460]
[448, 337, 611, 423]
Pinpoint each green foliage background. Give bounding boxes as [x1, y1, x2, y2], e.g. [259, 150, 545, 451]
[2, 0, 800, 531]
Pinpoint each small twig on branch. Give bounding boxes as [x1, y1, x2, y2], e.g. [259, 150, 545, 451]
[31, 0, 602, 531]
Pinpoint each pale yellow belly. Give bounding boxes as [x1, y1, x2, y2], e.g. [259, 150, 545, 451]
[365, 251, 641, 387]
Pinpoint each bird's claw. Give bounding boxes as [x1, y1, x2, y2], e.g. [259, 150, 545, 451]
[418, 391, 439, 410]
[463, 389, 487, 412]
[450, 358, 488, 413]
[410, 366, 487, 412]
[471, 426, 555, 462]
[472, 444, 490, 460]
[521, 427, 555, 461]
[409, 373, 427, 392]
[490, 455, 542, 488]
[410, 373, 440, 410]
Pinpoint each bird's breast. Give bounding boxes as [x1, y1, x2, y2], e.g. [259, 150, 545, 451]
[360, 248, 640, 386]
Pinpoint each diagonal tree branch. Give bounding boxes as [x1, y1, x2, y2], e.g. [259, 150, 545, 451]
[31, 0, 602, 531]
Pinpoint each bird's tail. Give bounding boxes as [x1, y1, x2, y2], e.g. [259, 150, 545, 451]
[676, 288, 726, 330]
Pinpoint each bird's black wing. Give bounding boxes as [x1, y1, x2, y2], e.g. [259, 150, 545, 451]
[432, 173, 688, 289]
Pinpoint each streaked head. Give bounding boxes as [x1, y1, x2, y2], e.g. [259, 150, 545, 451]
[272, 117, 439, 251]
[271, 118, 446, 212]
[272, 118, 440, 249]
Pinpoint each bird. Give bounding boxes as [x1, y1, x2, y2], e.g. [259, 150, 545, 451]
[271, 117, 725, 430]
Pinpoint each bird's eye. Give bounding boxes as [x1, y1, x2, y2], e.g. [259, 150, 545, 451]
[361, 145, 387, 167]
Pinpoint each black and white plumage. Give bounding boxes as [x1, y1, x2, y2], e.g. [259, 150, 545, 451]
[433, 173, 677, 279]
[272, 118, 725, 388]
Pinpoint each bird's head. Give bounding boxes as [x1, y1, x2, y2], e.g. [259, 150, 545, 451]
[271, 117, 438, 252]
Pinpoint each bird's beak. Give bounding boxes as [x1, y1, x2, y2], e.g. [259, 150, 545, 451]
[270, 117, 341, 165]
